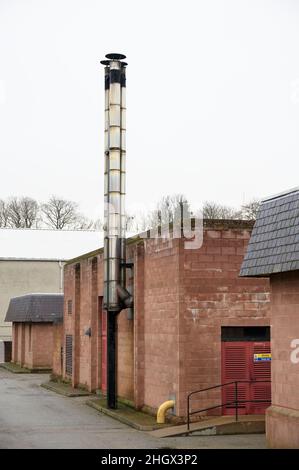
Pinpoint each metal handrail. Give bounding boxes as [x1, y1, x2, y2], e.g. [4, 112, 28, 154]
[187, 380, 271, 431]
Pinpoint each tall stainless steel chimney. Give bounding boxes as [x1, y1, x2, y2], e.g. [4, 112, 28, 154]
[101, 53, 133, 409]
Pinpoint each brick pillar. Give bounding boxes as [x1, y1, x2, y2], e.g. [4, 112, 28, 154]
[52, 322, 63, 377]
[73, 264, 81, 387]
[20, 323, 25, 367]
[12, 323, 17, 362]
[90, 257, 98, 392]
[133, 243, 145, 409]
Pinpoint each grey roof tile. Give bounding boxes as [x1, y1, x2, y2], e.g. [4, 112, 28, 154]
[240, 188, 299, 277]
[5, 293, 63, 323]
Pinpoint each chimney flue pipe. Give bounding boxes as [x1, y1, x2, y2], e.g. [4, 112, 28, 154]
[101, 53, 132, 409]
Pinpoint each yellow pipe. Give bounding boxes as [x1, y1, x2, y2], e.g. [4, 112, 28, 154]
[157, 400, 175, 424]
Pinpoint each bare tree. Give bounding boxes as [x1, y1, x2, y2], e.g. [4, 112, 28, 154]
[7, 197, 23, 228]
[139, 194, 191, 230]
[41, 196, 80, 230]
[6, 197, 39, 228]
[20, 197, 39, 228]
[0, 199, 10, 227]
[241, 199, 260, 220]
[129, 194, 193, 233]
[202, 201, 221, 219]
[158, 194, 191, 224]
[202, 201, 242, 220]
[0, 195, 101, 230]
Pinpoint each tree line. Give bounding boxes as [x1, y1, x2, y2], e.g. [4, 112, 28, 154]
[0, 195, 99, 230]
[0, 194, 260, 231]
[126, 195, 260, 232]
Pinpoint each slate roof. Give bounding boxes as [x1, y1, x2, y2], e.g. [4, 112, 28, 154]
[240, 187, 299, 277]
[5, 293, 64, 323]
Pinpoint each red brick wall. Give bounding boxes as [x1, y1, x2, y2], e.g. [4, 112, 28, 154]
[90, 258, 100, 391]
[11, 322, 53, 369]
[52, 322, 63, 377]
[58, 224, 270, 417]
[12, 323, 24, 366]
[20, 323, 25, 365]
[177, 227, 270, 416]
[31, 324, 53, 368]
[62, 259, 75, 381]
[61, 252, 134, 397]
[12, 323, 18, 363]
[117, 245, 135, 401]
[78, 258, 91, 387]
[97, 255, 104, 390]
[142, 238, 181, 411]
[266, 271, 299, 448]
[24, 324, 33, 367]
[117, 309, 134, 400]
[133, 243, 145, 408]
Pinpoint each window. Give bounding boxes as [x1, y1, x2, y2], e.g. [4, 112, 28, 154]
[67, 299, 72, 315]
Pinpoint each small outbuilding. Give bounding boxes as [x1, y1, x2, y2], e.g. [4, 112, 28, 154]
[240, 187, 299, 448]
[0, 228, 103, 362]
[5, 293, 63, 371]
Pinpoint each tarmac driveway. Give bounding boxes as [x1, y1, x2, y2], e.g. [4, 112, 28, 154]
[0, 368, 267, 449]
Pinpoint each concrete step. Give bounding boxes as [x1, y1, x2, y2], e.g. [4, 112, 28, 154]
[0, 362, 51, 374]
[86, 398, 170, 431]
[41, 380, 91, 397]
[149, 415, 265, 438]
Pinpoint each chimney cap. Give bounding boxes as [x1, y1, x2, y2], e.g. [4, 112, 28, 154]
[105, 53, 126, 60]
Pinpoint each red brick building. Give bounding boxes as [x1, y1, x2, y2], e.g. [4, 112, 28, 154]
[240, 188, 299, 448]
[6, 293, 63, 371]
[54, 220, 270, 419]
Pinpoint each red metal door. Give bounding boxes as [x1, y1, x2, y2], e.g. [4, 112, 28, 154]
[221, 342, 251, 415]
[222, 341, 271, 415]
[101, 309, 107, 392]
[249, 342, 271, 414]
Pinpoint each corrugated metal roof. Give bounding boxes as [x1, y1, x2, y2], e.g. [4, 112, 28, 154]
[5, 293, 63, 323]
[240, 188, 299, 277]
[0, 229, 103, 261]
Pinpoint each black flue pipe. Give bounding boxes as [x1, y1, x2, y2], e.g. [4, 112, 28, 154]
[107, 311, 117, 409]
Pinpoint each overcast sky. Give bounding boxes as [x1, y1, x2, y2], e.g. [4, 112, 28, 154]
[0, 0, 299, 220]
